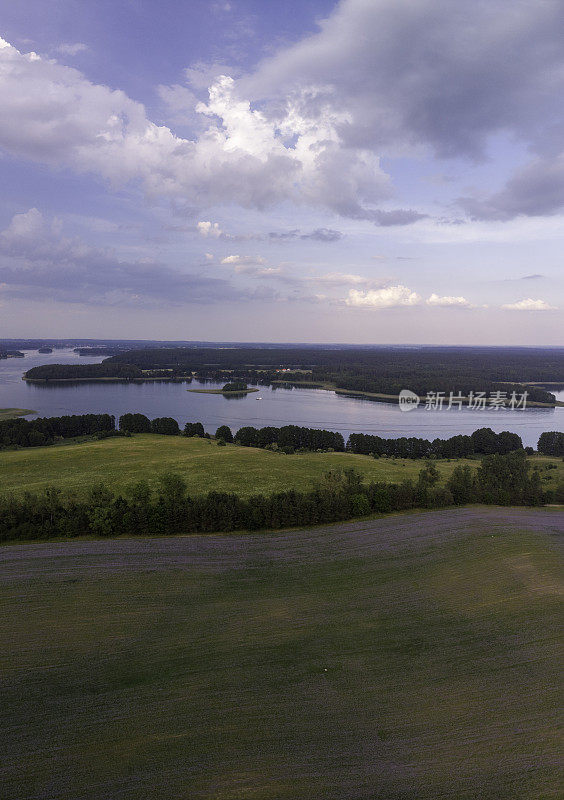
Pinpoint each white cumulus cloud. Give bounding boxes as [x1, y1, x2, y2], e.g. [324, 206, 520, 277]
[197, 221, 223, 237]
[220, 254, 267, 266]
[0, 38, 419, 223]
[426, 293, 473, 308]
[56, 43, 88, 56]
[501, 298, 557, 311]
[346, 285, 421, 308]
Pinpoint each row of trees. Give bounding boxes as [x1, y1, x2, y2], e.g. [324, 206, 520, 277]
[3, 411, 561, 461]
[348, 427, 524, 458]
[0, 414, 115, 449]
[120, 415, 344, 450]
[233, 425, 345, 451]
[0, 452, 551, 543]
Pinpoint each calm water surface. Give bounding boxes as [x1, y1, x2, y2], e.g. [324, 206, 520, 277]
[1, 349, 562, 448]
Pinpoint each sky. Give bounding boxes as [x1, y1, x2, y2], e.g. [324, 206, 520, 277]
[0, 0, 563, 344]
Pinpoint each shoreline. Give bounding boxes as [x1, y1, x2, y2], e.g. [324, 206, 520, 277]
[20, 375, 563, 408]
[23, 376, 193, 383]
[0, 407, 36, 420]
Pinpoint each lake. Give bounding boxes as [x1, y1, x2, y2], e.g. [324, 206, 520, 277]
[1, 349, 563, 448]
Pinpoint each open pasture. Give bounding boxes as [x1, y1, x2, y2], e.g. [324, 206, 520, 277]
[1, 507, 562, 799]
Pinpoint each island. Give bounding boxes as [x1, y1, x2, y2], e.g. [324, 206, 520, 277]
[188, 381, 259, 395]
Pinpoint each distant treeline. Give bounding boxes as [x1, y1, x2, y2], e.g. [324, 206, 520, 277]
[74, 347, 122, 356]
[347, 428, 523, 458]
[0, 414, 115, 449]
[25, 363, 144, 380]
[22, 346, 564, 402]
[0, 451, 554, 543]
[103, 345, 563, 402]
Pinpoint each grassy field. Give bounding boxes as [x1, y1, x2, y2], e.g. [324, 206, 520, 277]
[1, 507, 562, 799]
[0, 407, 35, 420]
[1, 433, 563, 498]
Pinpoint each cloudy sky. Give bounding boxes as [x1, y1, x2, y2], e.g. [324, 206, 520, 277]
[0, 0, 563, 343]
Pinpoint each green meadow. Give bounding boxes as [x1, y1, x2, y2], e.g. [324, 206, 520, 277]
[1, 433, 563, 498]
[1, 508, 562, 799]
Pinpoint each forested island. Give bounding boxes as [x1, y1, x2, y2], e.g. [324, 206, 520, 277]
[188, 381, 258, 395]
[0, 350, 25, 359]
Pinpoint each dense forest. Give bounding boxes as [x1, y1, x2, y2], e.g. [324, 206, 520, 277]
[24, 346, 563, 403]
[0, 451, 556, 543]
[24, 363, 144, 380]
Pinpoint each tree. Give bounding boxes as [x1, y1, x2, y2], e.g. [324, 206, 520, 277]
[471, 427, 499, 455]
[119, 413, 151, 433]
[234, 426, 259, 447]
[418, 462, 440, 487]
[497, 430, 523, 454]
[538, 431, 564, 456]
[184, 421, 205, 437]
[215, 425, 233, 443]
[158, 472, 187, 504]
[222, 382, 247, 392]
[447, 465, 477, 505]
[150, 417, 180, 435]
[476, 450, 539, 505]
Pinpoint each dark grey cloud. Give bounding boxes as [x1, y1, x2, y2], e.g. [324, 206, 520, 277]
[268, 227, 344, 242]
[370, 209, 427, 227]
[0, 209, 244, 307]
[243, 0, 564, 223]
[459, 155, 564, 221]
[301, 228, 343, 242]
[249, 0, 564, 160]
[332, 202, 427, 226]
[0, 261, 241, 307]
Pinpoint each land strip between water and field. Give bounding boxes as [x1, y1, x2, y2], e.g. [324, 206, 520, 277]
[2, 434, 563, 499]
[0, 407, 35, 420]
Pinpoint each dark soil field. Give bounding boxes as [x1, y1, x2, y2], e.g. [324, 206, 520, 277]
[1, 507, 562, 799]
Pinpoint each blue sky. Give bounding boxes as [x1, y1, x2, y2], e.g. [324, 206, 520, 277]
[0, 0, 563, 343]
